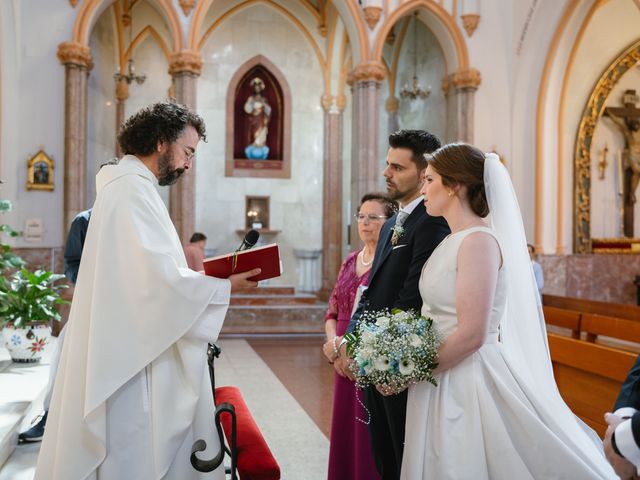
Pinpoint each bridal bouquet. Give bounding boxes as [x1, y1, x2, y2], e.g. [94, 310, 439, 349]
[344, 308, 441, 394]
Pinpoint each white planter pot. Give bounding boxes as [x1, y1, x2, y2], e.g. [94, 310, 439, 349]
[2, 322, 52, 363]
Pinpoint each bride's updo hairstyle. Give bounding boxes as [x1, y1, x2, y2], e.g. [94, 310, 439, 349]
[426, 143, 489, 217]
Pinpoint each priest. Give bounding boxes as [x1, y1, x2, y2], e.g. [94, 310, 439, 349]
[35, 102, 260, 479]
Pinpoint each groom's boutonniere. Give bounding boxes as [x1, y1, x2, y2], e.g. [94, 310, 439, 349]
[391, 225, 404, 246]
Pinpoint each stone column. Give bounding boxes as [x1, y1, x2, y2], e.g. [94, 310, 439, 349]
[385, 96, 400, 137]
[114, 78, 129, 157]
[443, 68, 481, 142]
[57, 42, 92, 235]
[168, 50, 202, 243]
[319, 94, 345, 300]
[348, 61, 385, 248]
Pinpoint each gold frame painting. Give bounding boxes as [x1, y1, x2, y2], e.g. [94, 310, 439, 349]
[27, 150, 54, 191]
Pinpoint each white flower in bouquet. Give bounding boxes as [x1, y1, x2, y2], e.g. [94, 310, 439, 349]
[399, 359, 415, 375]
[374, 356, 391, 371]
[375, 316, 390, 328]
[409, 333, 422, 347]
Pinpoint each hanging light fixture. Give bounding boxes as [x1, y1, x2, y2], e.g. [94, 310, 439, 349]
[400, 12, 431, 101]
[114, 1, 146, 86]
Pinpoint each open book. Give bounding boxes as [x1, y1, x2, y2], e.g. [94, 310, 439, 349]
[203, 243, 282, 282]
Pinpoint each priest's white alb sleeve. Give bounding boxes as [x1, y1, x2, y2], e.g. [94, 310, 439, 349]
[185, 279, 231, 343]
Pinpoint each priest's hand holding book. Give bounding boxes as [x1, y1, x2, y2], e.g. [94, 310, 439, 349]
[228, 268, 262, 291]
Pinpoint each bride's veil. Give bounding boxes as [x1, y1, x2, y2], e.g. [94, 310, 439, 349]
[483, 153, 613, 472]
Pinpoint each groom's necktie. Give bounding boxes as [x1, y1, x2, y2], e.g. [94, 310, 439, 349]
[395, 210, 409, 229]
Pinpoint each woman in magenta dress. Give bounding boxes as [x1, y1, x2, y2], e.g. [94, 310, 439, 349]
[323, 193, 398, 480]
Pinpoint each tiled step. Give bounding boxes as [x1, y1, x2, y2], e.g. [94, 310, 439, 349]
[0, 339, 54, 470]
[222, 305, 327, 334]
[230, 294, 317, 306]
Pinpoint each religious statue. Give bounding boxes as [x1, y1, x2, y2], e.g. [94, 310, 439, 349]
[604, 89, 640, 237]
[243, 77, 271, 160]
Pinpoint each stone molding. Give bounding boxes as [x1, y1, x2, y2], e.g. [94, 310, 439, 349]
[363, 6, 382, 30]
[169, 50, 203, 76]
[179, 0, 196, 16]
[461, 14, 480, 37]
[451, 68, 481, 90]
[57, 41, 92, 67]
[347, 61, 386, 84]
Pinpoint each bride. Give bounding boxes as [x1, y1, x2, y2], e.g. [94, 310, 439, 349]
[399, 143, 616, 479]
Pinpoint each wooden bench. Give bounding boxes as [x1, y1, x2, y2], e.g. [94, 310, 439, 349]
[548, 333, 637, 436]
[581, 313, 640, 345]
[543, 305, 581, 339]
[191, 344, 280, 480]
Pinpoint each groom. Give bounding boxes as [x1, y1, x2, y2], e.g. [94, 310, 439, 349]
[337, 130, 450, 479]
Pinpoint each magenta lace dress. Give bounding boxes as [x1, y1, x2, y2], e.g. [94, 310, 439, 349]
[326, 251, 380, 480]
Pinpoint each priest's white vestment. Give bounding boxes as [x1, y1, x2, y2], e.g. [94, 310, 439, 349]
[35, 156, 229, 479]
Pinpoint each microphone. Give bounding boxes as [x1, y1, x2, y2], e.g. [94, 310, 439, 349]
[236, 229, 260, 252]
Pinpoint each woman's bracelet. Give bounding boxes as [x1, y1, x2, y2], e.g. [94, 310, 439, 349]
[332, 337, 341, 359]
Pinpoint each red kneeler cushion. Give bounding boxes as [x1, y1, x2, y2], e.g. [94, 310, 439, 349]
[215, 386, 281, 480]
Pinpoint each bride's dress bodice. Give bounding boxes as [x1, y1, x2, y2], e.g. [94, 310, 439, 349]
[419, 226, 506, 342]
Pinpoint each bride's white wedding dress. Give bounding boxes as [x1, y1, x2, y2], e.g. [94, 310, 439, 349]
[400, 226, 616, 479]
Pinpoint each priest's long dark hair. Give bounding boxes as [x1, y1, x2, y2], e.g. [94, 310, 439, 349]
[118, 102, 207, 157]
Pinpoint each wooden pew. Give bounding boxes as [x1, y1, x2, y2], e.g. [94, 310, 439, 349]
[543, 306, 581, 339]
[581, 313, 640, 350]
[548, 333, 637, 437]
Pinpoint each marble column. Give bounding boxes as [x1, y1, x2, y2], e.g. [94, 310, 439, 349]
[348, 62, 385, 248]
[168, 50, 202, 243]
[319, 94, 345, 300]
[114, 78, 129, 157]
[443, 68, 481, 143]
[57, 42, 92, 236]
[385, 96, 400, 137]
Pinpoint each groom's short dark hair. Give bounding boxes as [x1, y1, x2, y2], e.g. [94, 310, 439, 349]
[389, 130, 441, 169]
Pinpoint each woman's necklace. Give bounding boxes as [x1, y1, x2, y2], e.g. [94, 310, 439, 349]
[359, 248, 374, 266]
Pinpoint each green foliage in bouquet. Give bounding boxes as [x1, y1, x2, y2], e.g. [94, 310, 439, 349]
[0, 269, 69, 328]
[345, 308, 441, 393]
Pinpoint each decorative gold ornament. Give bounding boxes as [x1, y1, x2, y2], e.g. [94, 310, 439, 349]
[573, 39, 640, 253]
[461, 14, 480, 37]
[179, 0, 196, 16]
[597, 144, 608, 180]
[363, 7, 382, 30]
[169, 50, 203, 76]
[57, 41, 92, 67]
[451, 68, 482, 90]
[26, 150, 55, 191]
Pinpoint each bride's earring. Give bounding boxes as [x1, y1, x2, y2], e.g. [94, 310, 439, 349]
[448, 190, 454, 197]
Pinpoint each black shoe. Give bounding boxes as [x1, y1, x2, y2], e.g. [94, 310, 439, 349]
[18, 411, 48, 443]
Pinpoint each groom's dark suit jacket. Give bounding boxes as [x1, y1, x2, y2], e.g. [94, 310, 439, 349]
[345, 200, 449, 480]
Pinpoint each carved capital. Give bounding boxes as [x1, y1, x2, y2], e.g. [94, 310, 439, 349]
[461, 14, 480, 37]
[385, 96, 399, 113]
[179, 0, 196, 16]
[335, 94, 347, 111]
[441, 75, 450, 94]
[169, 50, 203, 76]
[321, 94, 334, 112]
[347, 61, 386, 84]
[57, 41, 92, 67]
[363, 6, 382, 30]
[451, 68, 481, 90]
[69, 0, 80, 7]
[115, 78, 130, 102]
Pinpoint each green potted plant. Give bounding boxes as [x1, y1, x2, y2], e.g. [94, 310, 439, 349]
[0, 269, 68, 362]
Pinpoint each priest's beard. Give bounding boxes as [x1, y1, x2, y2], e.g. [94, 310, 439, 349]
[157, 150, 185, 186]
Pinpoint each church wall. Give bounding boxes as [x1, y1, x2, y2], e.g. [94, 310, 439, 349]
[1, 0, 73, 249]
[196, 4, 324, 288]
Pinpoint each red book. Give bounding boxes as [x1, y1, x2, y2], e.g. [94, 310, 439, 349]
[203, 243, 282, 282]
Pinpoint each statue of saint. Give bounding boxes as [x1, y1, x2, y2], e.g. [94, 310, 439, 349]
[243, 77, 271, 160]
[605, 89, 640, 237]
